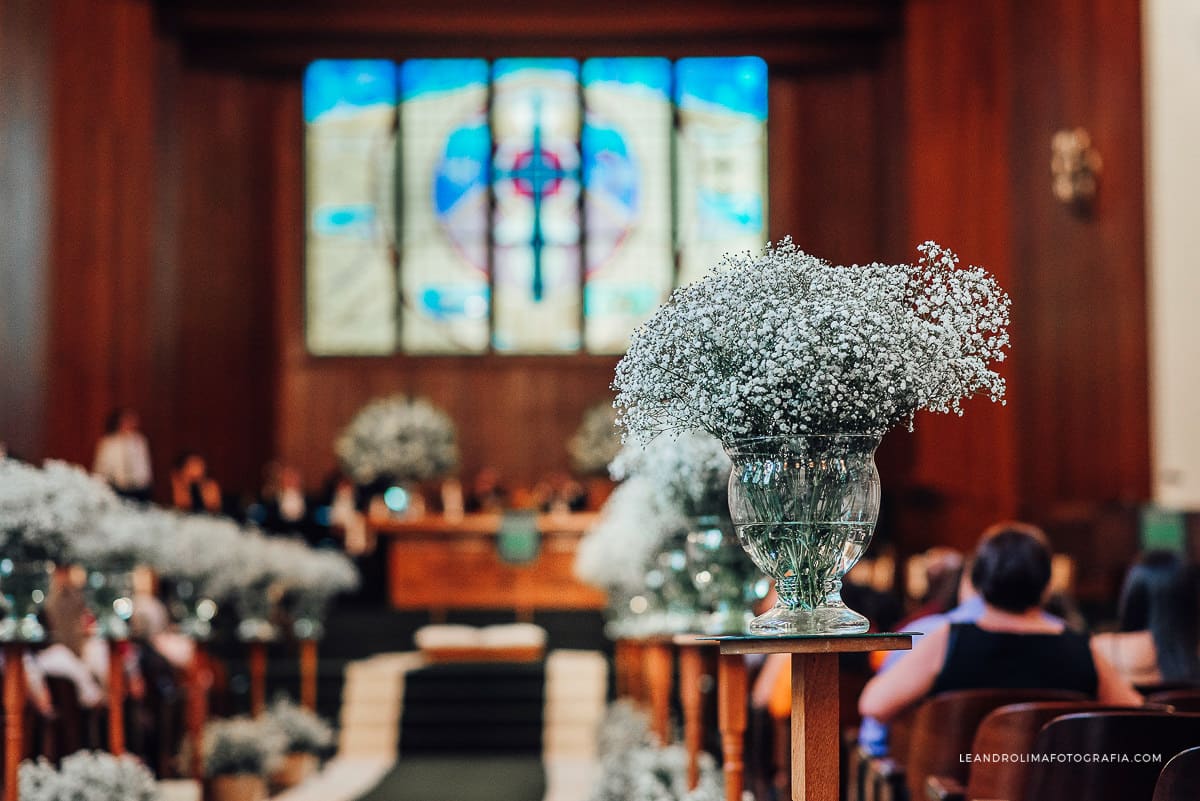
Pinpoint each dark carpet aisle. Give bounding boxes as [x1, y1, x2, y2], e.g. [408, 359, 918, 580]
[354, 755, 547, 801]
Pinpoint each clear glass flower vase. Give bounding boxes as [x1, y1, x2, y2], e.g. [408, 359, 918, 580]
[0, 559, 51, 644]
[84, 568, 136, 640]
[726, 435, 881, 635]
[685, 515, 765, 635]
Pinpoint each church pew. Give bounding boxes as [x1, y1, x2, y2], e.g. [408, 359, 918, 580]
[863, 688, 1086, 801]
[1153, 746, 1200, 801]
[1147, 688, 1200, 713]
[925, 701, 1170, 801]
[1024, 711, 1200, 801]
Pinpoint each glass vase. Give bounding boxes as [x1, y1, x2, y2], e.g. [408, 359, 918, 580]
[685, 516, 766, 635]
[235, 583, 278, 643]
[166, 579, 218, 641]
[84, 568, 136, 640]
[290, 593, 330, 641]
[647, 530, 701, 634]
[726, 435, 881, 635]
[0, 559, 51, 643]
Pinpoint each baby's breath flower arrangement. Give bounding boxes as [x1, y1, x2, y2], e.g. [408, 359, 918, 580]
[335, 394, 459, 485]
[613, 241, 1010, 636]
[613, 240, 1009, 443]
[568, 401, 622, 476]
[609, 430, 730, 519]
[19, 751, 157, 801]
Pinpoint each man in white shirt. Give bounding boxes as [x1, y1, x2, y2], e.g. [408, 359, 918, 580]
[93, 408, 153, 501]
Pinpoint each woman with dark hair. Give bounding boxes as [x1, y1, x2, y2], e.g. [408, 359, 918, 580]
[1093, 551, 1200, 685]
[859, 523, 1141, 721]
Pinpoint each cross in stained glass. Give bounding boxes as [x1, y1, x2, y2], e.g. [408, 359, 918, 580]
[494, 100, 569, 302]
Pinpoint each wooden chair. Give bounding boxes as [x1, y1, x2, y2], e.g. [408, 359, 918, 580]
[863, 689, 1086, 801]
[1025, 711, 1200, 801]
[1147, 688, 1200, 713]
[1153, 746, 1200, 801]
[926, 701, 1169, 801]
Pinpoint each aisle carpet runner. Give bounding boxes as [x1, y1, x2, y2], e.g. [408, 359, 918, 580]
[355, 661, 548, 801]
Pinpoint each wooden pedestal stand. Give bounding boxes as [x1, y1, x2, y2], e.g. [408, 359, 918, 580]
[187, 644, 211, 780]
[108, 640, 126, 755]
[643, 637, 675, 745]
[248, 641, 268, 717]
[4, 643, 25, 801]
[711, 633, 911, 801]
[299, 639, 318, 711]
[673, 634, 716, 790]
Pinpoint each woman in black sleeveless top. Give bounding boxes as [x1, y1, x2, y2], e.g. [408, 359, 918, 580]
[860, 525, 1141, 722]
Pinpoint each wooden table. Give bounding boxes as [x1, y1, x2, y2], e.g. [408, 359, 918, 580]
[710, 632, 912, 801]
[372, 512, 606, 616]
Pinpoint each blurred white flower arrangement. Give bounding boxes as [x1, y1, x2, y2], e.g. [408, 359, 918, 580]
[19, 751, 157, 801]
[613, 240, 1010, 444]
[609, 430, 730, 519]
[0, 458, 118, 560]
[574, 475, 685, 594]
[201, 716, 287, 778]
[266, 696, 335, 755]
[589, 702, 723, 801]
[568, 401, 621, 476]
[335, 394, 459, 485]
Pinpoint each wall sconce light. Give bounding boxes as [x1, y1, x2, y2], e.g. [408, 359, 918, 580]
[1051, 127, 1102, 207]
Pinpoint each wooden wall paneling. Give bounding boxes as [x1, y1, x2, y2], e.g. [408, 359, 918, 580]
[46, 0, 162, 471]
[1007, 0, 1149, 520]
[898, 0, 1019, 551]
[175, 70, 281, 498]
[0, 0, 50, 460]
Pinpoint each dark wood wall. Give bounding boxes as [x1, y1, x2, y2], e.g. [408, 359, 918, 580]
[1, 0, 1151, 559]
[0, 0, 51, 460]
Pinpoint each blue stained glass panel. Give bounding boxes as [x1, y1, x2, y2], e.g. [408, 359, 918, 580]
[582, 57, 674, 354]
[399, 59, 491, 353]
[491, 59, 582, 353]
[674, 56, 768, 285]
[304, 60, 399, 355]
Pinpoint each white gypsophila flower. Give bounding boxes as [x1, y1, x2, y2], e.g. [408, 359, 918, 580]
[19, 751, 158, 801]
[574, 475, 685, 593]
[609, 430, 730, 518]
[335, 394, 459, 484]
[283, 548, 360, 604]
[596, 699, 652, 757]
[0, 459, 119, 559]
[613, 240, 1010, 445]
[148, 512, 246, 584]
[199, 528, 285, 603]
[68, 502, 172, 570]
[568, 401, 622, 476]
[265, 696, 335, 755]
[595, 744, 723, 801]
[201, 716, 287, 778]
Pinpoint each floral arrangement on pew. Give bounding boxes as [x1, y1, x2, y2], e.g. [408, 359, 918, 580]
[611, 431, 764, 634]
[19, 750, 157, 801]
[612, 239, 1010, 635]
[200, 715, 287, 801]
[335, 394, 459, 492]
[264, 696, 335, 789]
[282, 548, 361, 640]
[575, 474, 690, 637]
[589, 700, 723, 801]
[568, 401, 622, 477]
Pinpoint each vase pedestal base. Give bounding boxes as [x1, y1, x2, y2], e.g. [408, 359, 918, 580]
[748, 602, 869, 636]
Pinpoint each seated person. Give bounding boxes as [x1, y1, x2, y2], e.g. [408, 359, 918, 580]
[1092, 550, 1200, 686]
[171, 451, 221, 514]
[859, 525, 1141, 723]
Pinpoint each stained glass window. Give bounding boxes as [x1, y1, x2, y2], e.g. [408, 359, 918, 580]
[304, 59, 398, 356]
[303, 56, 768, 356]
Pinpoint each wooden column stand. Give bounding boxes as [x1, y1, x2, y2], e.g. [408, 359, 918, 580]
[643, 637, 674, 745]
[299, 639, 318, 711]
[186, 643, 211, 781]
[673, 634, 715, 790]
[248, 641, 268, 717]
[4, 643, 26, 801]
[717, 652, 748, 801]
[712, 633, 911, 801]
[108, 639, 126, 755]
